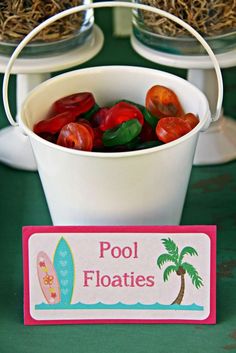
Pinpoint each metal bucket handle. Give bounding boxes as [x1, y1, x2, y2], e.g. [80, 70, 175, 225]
[2, 1, 223, 127]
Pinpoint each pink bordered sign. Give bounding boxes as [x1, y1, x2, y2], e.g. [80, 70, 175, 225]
[23, 225, 216, 325]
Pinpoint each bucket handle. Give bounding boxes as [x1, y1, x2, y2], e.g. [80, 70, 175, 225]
[3, 1, 223, 127]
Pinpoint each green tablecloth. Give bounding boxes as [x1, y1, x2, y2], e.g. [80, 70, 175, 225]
[0, 9, 236, 353]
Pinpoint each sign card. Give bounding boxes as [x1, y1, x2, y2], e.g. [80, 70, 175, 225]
[23, 225, 216, 325]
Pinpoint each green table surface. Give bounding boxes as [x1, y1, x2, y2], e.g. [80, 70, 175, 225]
[0, 9, 236, 353]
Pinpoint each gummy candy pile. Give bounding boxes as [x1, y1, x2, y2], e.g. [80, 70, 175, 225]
[33, 85, 199, 152]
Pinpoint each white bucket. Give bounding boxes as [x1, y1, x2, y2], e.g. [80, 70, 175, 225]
[2, 2, 223, 226]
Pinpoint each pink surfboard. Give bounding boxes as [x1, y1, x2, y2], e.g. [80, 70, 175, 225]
[37, 251, 61, 304]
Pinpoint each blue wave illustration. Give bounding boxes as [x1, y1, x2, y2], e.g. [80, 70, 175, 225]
[35, 301, 204, 311]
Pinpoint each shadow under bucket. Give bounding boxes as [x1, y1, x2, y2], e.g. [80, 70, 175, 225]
[20, 66, 210, 225]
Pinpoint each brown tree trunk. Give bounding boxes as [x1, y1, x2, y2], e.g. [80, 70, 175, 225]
[171, 273, 185, 305]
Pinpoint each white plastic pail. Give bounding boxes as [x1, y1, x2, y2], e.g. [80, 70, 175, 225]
[2, 2, 223, 225]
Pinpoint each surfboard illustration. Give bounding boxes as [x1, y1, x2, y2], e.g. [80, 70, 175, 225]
[37, 251, 61, 304]
[53, 237, 74, 305]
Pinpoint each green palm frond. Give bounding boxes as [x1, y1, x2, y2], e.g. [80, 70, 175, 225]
[163, 265, 177, 282]
[178, 246, 198, 265]
[161, 238, 179, 262]
[157, 253, 177, 269]
[182, 262, 203, 289]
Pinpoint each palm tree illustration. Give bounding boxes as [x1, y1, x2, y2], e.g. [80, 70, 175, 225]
[157, 238, 203, 305]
